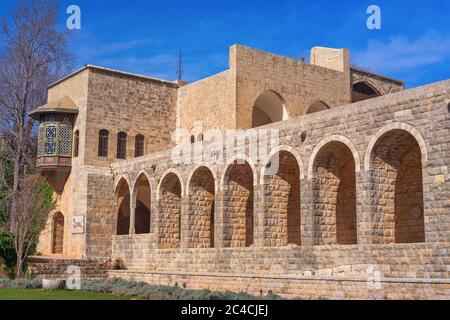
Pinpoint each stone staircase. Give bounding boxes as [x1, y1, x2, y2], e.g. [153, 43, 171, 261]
[28, 256, 110, 280]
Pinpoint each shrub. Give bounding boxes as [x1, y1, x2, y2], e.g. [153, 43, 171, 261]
[0, 277, 284, 300]
[0, 278, 42, 289]
[81, 278, 283, 300]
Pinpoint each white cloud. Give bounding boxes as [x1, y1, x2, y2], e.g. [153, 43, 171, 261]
[353, 31, 450, 74]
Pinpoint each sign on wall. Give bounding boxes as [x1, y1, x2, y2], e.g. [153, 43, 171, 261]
[71, 215, 85, 234]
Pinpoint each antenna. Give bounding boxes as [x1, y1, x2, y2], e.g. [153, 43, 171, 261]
[176, 49, 184, 81]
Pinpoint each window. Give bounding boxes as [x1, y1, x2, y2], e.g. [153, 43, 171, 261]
[135, 134, 145, 158]
[73, 130, 79, 157]
[59, 119, 72, 157]
[190, 135, 195, 144]
[197, 134, 204, 142]
[98, 130, 109, 157]
[44, 124, 57, 156]
[37, 119, 73, 158]
[117, 132, 127, 159]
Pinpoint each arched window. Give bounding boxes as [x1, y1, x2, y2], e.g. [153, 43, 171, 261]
[117, 132, 127, 159]
[197, 134, 204, 142]
[73, 130, 79, 157]
[98, 130, 109, 157]
[190, 135, 195, 144]
[135, 134, 145, 158]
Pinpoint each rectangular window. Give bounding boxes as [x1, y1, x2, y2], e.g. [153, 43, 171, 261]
[117, 132, 127, 159]
[98, 130, 109, 157]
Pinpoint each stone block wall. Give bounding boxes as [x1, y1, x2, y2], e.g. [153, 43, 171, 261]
[263, 151, 301, 246]
[313, 141, 357, 245]
[108, 269, 450, 300]
[105, 78, 450, 278]
[29, 256, 109, 280]
[232, 45, 352, 129]
[188, 167, 215, 248]
[177, 70, 236, 133]
[158, 173, 182, 249]
[84, 67, 178, 167]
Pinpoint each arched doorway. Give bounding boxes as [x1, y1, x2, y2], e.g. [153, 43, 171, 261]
[52, 212, 64, 254]
[352, 81, 382, 102]
[223, 161, 254, 247]
[313, 142, 357, 245]
[370, 129, 425, 244]
[263, 151, 301, 246]
[158, 173, 182, 249]
[188, 167, 215, 248]
[115, 178, 130, 235]
[252, 91, 288, 128]
[134, 174, 151, 234]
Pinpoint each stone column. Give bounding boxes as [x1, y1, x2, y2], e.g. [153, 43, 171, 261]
[150, 181, 159, 249]
[301, 178, 314, 246]
[358, 170, 372, 245]
[180, 195, 189, 249]
[253, 182, 265, 247]
[215, 185, 224, 248]
[129, 196, 136, 235]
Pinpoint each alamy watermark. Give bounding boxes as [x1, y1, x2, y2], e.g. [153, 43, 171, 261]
[66, 5, 81, 30]
[66, 265, 81, 290]
[367, 5, 381, 30]
[171, 122, 282, 175]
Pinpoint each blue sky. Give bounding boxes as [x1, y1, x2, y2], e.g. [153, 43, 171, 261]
[1, 0, 449, 87]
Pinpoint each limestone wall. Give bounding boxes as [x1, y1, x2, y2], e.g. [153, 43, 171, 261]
[105, 78, 450, 273]
[177, 45, 355, 133]
[111, 241, 450, 279]
[108, 269, 450, 300]
[85, 68, 178, 167]
[177, 70, 236, 133]
[232, 45, 351, 129]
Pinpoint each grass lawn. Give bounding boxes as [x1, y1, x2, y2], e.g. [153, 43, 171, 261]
[0, 288, 139, 300]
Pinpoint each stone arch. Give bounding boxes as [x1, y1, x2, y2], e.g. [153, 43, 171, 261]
[306, 100, 330, 114]
[157, 169, 185, 201]
[222, 159, 255, 247]
[260, 146, 305, 183]
[187, 166, 216, 248]
[312, 141, 357, 245]
[262, 150, 301, 246]
[251, 90, 289, 128]
[52, 212, 64, 254]
[368, 128, 425, 244]
[364, 123, 428, 171]
[158, 172, 182, 249]
[115, 177, 131, 235]
[220, 155, 258, 191]
[352, 80, 383, 103]
[132, 172, 151, 234]
[308, 135, 361, 179]
[187, 164, 218, 195]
